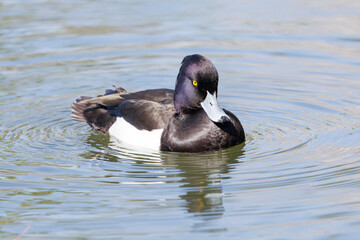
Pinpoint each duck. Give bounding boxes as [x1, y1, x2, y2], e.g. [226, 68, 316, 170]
[71, 54, 245, 152]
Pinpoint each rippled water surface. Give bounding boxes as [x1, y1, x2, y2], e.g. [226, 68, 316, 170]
[1, 0, 360, 239]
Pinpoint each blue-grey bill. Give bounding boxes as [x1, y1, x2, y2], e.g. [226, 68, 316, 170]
[200, 91, 229, 123]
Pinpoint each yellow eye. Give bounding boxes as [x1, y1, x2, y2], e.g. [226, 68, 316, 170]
[192, 80, 198, 86]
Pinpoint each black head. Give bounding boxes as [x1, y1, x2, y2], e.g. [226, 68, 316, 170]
[174, 54, 219, 113]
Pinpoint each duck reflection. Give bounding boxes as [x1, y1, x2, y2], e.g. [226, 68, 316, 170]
[82, 132, 245, 219]
[161, 146, 244, 218]
[80, 132, 119, 162]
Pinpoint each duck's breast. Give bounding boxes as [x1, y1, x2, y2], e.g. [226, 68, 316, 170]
[160, 109, 245, 152]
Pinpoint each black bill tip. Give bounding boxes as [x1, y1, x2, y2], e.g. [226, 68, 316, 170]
[218, 115, 231, 124]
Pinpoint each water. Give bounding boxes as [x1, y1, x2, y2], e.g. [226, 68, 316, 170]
[1, 0, 360, 239]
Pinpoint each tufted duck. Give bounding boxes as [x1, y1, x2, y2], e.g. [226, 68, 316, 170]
[71, 54, 245, 152]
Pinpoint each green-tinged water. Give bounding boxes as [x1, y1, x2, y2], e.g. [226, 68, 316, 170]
[1, 0, 360, 239]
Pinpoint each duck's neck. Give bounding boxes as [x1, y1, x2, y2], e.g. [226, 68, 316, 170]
[175, 107, 201, 117]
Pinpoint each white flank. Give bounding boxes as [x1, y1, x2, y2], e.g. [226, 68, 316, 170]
[108, 117, 163, 150]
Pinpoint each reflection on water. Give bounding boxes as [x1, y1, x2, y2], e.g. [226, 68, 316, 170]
[171, 149, 243, 216]
[164, 145, 244, 219]
[107, 136, 245, 221]
[81, 133, 245, 233]
[1, 0, 360, 239]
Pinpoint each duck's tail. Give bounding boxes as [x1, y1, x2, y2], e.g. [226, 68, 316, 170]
[71, 85, 127, 134]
